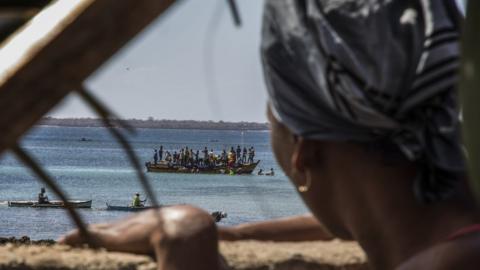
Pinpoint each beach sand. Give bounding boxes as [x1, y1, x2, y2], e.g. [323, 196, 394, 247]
[0, 239, 368, 270]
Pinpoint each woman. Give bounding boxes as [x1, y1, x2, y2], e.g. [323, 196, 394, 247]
[60, 1, 480, 269]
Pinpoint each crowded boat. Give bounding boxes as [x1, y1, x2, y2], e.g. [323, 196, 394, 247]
[146, 145, 260, 174]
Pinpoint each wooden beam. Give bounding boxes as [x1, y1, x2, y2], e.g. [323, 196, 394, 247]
[0, 0, 178, 154]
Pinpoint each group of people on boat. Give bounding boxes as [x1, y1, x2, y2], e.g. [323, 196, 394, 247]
[152, 145, 256, 168]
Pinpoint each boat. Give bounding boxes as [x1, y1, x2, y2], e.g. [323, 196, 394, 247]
[106, 203, 228, 222]
[145, 160, 260, 174]
[8, 200, 92, 208]
[106, 203, 152, 212]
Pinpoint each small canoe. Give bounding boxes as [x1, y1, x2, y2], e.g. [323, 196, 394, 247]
[146, 160, 260, 174]
[8, 200, 92, 208]
[106, 203, 151, 212]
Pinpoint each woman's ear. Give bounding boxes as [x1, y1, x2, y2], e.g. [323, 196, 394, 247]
[291, 138, 322, 173]
[291, 137, 307, 173]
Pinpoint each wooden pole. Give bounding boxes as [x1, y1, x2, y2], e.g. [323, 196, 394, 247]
[0, 0, 178, 155]
[459, 0, 480, 200]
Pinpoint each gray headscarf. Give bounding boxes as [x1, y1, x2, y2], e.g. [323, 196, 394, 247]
[262, 0, 465, 203]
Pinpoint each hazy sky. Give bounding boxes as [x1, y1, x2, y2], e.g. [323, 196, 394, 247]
[48, 0, 467, 122]
[49, 0, 268, 122]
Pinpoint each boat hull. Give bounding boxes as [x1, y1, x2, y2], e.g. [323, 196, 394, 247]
[146, 161, 260, 174]
[8, 200, 92, 208]
[106, 203, 151, 212]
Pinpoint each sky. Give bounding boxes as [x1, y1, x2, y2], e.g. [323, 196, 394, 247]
[49, 0, 268, 122]
[48, 0, 467, 123]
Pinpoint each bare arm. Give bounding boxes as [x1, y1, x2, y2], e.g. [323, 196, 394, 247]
[218, 214, 334, 242]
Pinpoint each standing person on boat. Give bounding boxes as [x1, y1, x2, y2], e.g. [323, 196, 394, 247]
[220, 149, 227, 165]
[131, 193, 143, 207]
[180, 148, 185, 166]
[242, 147, 247, 164]
[153, 150, 158, 165]
[165, 151, 172, 164]
[209, 149, 215, 166]
[236, 145, 242, 163]
[202, 147, 208, 166]
[195, 150, 200, 166]
[38, 187, 49, 204]
[185, 147, 190, 166]
[228, 149, 236, 168]
[158, 146, 163, 161]
[173, 151, 178, 165]
[190, 149, 194, 166]
[247, 147, 254, 164]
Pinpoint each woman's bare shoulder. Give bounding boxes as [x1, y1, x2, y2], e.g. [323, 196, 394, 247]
[397, 234, 480, 270]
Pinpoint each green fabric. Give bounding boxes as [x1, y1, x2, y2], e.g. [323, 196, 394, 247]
[132, 196, 141, 207]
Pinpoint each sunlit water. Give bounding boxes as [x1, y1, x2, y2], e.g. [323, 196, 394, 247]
[0, 126, 307, 240]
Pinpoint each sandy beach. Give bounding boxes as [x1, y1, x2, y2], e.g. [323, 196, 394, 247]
[0, 238, 368, 270]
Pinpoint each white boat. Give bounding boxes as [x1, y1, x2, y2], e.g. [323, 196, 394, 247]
[8, 200, 92, 208]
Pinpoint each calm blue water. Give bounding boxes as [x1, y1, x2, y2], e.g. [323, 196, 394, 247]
[0, 126, 307, 240]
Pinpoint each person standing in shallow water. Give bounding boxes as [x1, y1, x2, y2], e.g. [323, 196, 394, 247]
[60, 1, 480, 270]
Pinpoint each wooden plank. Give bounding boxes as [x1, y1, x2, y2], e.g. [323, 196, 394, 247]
[0, 0, 178, 154]
[460, 1, 480, 200]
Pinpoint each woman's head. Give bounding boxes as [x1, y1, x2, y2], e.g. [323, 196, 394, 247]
[262, 0, 468, 239]
[262, 0, 465, 205]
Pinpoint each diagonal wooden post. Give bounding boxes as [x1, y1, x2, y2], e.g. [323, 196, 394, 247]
[0, 0, 178, 156]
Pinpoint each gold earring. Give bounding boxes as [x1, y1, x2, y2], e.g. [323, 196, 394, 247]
[298, 171, 312, 193]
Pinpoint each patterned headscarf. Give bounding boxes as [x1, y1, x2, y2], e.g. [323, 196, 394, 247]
[262, 0, 465, 203]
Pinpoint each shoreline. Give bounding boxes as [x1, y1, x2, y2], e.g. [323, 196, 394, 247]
[38, 118, 270, 131]
[0, 236, 55, 246]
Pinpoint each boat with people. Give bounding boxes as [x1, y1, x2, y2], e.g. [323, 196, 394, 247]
[8, 200, 92, 208]
[106, 203, 152, 212]
[8, 187, 92, 208]
[146, 145, 260, 174]
[146, 160, 260, 174]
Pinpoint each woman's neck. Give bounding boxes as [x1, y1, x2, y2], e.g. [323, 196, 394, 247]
[326, 149, 479, 269]
[350, 197, 477, 269]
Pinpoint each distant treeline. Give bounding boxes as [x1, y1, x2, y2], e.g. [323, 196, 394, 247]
[38, 117, 270, 131]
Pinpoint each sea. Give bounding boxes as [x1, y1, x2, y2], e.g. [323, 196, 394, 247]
[0, 126, 307, 240]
